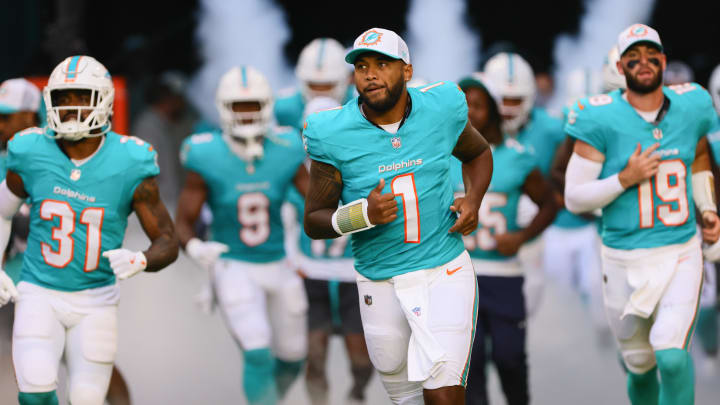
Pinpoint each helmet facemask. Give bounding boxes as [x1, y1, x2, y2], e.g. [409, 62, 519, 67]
[44, 56, 114, 141]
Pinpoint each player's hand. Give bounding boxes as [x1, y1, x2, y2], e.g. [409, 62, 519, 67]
[366, 178, 398, 225]
[701, 211, 720, 243]
[102, 249, 147, 280]
[185, 238, 229, 271]
[493, 232, 525, 256]
[618, 143, 661, 188]
[449, 197, 479, 235]
[0, 270, 18, 307]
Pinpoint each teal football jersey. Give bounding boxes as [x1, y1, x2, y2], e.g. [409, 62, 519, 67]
[285, 185, 353, 260]
[303, 81, 467, 280]
[274, 88, 355, 131]
[707, 114, 720, 165]
[181, 130, 305, 263]
[452, 138, 537, 260]
[516, 108, 565, 176]
[566, 84, 716, 249]
[7, 129, 159, 291]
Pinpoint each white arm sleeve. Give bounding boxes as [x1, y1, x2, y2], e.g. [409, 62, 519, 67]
[0, 180, 24, 260]
[564, 153, 625, 214]
[692, 170, 716, 213]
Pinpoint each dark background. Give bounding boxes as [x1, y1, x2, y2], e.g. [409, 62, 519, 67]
[1, 0, 718, 110]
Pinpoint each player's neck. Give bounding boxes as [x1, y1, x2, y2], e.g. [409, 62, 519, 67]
[625, 87, 664, 112]
[57, 135, 104, 160]
[362, 91, 409, 126]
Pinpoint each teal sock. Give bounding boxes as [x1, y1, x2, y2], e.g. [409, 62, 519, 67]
[243, 348, 277, 405]
[627, 366, 659, 405]
[18, 391, 59, 405]
[695, 307, 718, 355]
[656, 348, 694, 405]
[275, 358, 305, 398]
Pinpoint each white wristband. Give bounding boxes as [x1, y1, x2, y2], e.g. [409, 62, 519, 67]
[692, 170, 717, 213]
[331, 198, 375, 235]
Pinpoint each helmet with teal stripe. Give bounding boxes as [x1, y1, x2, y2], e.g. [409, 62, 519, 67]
[296, 38, 349, 103]
[44, 55, 114, 141]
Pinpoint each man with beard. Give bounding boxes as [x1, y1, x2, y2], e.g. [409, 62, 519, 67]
[564, 24, 720, 405]
[302, 28, 493, 405]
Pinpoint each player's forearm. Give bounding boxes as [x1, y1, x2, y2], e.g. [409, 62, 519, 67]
[175, 217, 198, 249]
[520, 195, 558, 243]
[462, 148, 493, 208]
[143, 230, 179, 272]
[304, 209, 341, 239]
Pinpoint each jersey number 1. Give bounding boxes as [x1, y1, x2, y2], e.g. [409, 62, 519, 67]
[391, 173, 420, 243]
[40, 200, 104, 272]
[638, 160, 689, 228]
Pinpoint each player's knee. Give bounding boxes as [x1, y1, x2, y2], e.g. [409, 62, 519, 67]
[655, 348, 690, 378]
[622, 349, 656, 374]
[364, 328, 407, 374]
[18, 391, 58, 405]
[491, 342, 526, 370]
[15, 344, 58, 390]
[68, 383, 106, 405]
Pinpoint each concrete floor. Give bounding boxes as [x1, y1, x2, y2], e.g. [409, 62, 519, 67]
[1, 216, 719, 404]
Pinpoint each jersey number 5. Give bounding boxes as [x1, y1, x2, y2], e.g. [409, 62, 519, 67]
[638, 159, 689, 228]
[40, 200, 104, 272]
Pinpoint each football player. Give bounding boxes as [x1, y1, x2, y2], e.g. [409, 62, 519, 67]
[564, 24, 720, 404]
[176, 65, 309, 405]
[454, 73, 557, 405]
[0, 55, 178, 405]
[303, 27, 493, 405]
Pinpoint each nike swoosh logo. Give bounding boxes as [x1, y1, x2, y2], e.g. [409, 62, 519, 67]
[446, 266, 462, 275]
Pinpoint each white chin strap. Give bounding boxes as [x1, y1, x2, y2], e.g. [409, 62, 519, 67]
[56, 120, 90, 140]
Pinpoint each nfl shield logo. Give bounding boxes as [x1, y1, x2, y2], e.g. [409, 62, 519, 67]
[412, 306, 421, 317]
[70, 169, 81, 181]
[391, 137, 401, 149]
[653, 128, 663, 140]
[364, 295, 372, 306]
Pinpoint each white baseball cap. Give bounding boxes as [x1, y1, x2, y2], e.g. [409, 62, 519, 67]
[345, 28, 410, 65]
[617, 24, 663, 56]
[0, 78, 41, 114]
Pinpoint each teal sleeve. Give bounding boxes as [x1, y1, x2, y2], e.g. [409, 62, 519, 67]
[180, 133, 213, 175]
[6, 128, 42, 179]
[127, 137, 160, 195]
[707, 116, 720, 165]
[440, 81, 469, 143]
[302, 118, 336, 168]
[564, 100, 606, 154]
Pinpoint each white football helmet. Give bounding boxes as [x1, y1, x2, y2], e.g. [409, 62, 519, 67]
[44, 55, 114, 141]
[565, 68, 602, 108]
[710, 64, 720, 116]
[483, 52, 536, 134]
[664, 60, 694, 85]
[601, 45, 626, 93]
[296, 38, 349, 103]
[216, 65, 274, 162]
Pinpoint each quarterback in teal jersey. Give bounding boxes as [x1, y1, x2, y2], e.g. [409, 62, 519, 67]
[0, 56, 178, 405]
[274, 37, 353, 131]
[454, 73, 557, 405]
[303, 28, 493, 405]
[175, 65, 309, 405]
[565, 24, 720, 405]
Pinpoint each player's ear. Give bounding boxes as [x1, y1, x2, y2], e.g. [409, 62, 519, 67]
[616, 60, 625, 75]
[402, 63, 413, 83]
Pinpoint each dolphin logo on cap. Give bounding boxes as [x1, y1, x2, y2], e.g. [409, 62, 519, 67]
[359, 29, 383, 46]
